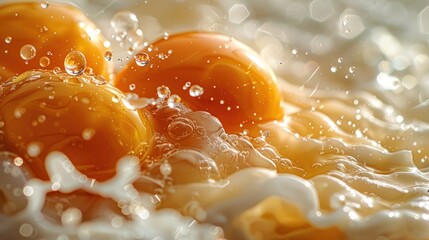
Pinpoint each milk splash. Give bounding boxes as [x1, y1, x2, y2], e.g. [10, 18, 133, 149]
[0, 150, 223, 239]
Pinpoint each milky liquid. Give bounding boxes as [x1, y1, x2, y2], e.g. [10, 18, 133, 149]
[2, 75, 429, 239]
[2, 1, 429, 240]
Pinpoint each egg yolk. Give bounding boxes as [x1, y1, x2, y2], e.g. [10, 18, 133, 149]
[114, 32, 283, 133]
[0, 70, 153, 182]
[0, 2, 110, 82]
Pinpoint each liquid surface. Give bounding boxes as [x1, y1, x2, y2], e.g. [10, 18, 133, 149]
[1, 1, 429, 240]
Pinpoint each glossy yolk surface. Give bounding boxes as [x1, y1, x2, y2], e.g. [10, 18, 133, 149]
[0, 70, 153, 182]
[0, 2, 110, 82]
[114, 32, 283, 133]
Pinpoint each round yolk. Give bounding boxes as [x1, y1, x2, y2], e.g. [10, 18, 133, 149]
[114, 32, 283, 133]
[0, 2, 110, 82]
[0, 70, 153, 182]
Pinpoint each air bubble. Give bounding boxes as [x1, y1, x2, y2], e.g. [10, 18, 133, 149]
[349, 66, 356, 73]
[111, 11, 139, 33]
[14, 157, 23, 166]
[61, 208, 82, 226]
[167, 94, 181, 107]
[40, 1, 49, 8]
[19, 223, 34, 237]
[111, 217, 123, 228]
[64, 51, 87, 76]
[134, 51, 150, 66]
[82, 128, 96, 141]
[330, 66, 337, 73]
[168, 118, 195, 140]
[4, 36, 12, 44]
[104, 51, 112, 61]
[163, 32, 169, 40]
[84, 67, 94, 75]
[20, 44, 36, 60]
[14, 107, 25, 118]
[22, 186, 34, 196]
[129, 83, 136, 91]
[189, 85, 204, 97]
[27, 142, 43, 157]
[39, 56, 50, 67]
[112, 96, 119, 103]
[157, 85, 171, 98]
[160, 162, 172, 176]
[38, 115, 46, 123]
[183, 81, 191, 90]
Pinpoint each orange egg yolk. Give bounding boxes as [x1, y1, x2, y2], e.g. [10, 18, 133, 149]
[0, 70, 153, 182]
[0, 2, 110, 82]
[114, 32, 283, 133]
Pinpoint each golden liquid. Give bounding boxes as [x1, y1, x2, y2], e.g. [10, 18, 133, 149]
[1, 1, 429, 240]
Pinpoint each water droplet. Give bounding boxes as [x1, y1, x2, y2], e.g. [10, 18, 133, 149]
[111, 11, 139, 33]
[38, 115, 46, 123]
[163, 32, 169, 40]
[104, 51, 112, 61]
[14, 107, 25, 118]
[40, 1, 49, 9]
[160, 162, 172, 176]
[167, 94, 181, 107]
[338, 57, 343, 63]
[157, 85, 170, 98]
[20, 44, 36, 60]
[134, 51, 150, 66]
[4, 36, 12, 44]
[64, 51, 86, 76]
[84, 67, 94, 75]
[22, 186, 34, 197]
[82, 128, 96, 141]
[14, 157, 23, 166]
[330, 66, 337, 73]
[349, 66, 356, 73]
[27, 142, 43, 157]
[39, 56, 50, 67]
[129, 83, 136, 91]
[183, 81, 191, 90]
[61, 208, 82, 226]
[189, 85, 204, 97]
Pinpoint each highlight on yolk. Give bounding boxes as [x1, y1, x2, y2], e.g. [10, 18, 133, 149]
[0, 70, 153, 182]
[114, 32, 283, 133]
[0, 2, 111, 82]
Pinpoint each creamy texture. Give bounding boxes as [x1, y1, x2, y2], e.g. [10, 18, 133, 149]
[2, 0, 429, 240]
